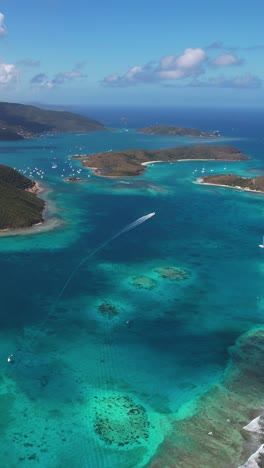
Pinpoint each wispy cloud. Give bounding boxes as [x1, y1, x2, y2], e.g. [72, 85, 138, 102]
[210, 53, 244, 67]
[30, 73, 52, 88]
[30, 68, 87, 88]
[206, 41, 264, 52]
[0, 12, 7, 36]
[17, 59, 40, 67]
[189, 74, 262, 89]
[103, 48, 207, 86]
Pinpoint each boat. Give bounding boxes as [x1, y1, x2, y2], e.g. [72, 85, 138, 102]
[259, 236, 264, 248]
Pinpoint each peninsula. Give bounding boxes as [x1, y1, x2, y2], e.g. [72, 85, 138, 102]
[0, 164, 45, 229]
[0, 102, 105, 140]
[137, 125, 220, 137]
[73, 146, 248, 178]
[199, 174, 264, 193]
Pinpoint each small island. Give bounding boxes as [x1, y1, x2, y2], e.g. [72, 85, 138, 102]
[199, 174, 264, 193]
[0, 164, 45, 230]
[64, 177, 86, 183]
[137, 125, 220, 137]
[73, 145, 248, 178]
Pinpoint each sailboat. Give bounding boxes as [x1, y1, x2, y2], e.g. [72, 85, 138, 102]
[259, 236, 264, 248]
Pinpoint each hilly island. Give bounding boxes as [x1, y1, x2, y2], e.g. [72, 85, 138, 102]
[0, 102, 105, 139]
[137, 125, 220, 137]
[200, 174, 264, 193]
[0, 165, 45, 229]
[73, 145, 248, 177]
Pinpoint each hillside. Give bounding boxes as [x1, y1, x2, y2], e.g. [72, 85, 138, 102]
[0, 102, 105, 139]
[0, 165, 45, 229]
[0, 128, 24, 141]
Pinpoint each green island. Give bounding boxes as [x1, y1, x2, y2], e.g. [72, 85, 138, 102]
[199, 174, 264, 193]
[0, 164, 45, 229]
[137, 125, 220, 137]
[0, 102, 105, 140]
[73, 145, 248, 178]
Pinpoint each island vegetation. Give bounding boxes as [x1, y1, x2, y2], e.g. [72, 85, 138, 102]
[73, 146, 248, 178]
[0, 128, 24, 141]
[137, 125, 220, 137]
[0, 102, 105, 140]
[199, 174, 264, 193]
[0, 164, 45, 229]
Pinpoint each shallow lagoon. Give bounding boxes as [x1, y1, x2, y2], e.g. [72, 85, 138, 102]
[1, 109, 264, 466]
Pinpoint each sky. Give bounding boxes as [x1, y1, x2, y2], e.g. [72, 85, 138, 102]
[0, 0, 264, 108]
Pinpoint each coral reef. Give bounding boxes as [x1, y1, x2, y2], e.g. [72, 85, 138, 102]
[130, 275, 157, 290]
[92, 394, 151, 448]
[154, 267, 190, 281]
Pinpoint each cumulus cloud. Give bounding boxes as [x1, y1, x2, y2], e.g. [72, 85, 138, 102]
[189, 74, 262, 89]
[103, 48, 207, 86]
[102, 44, 262, 90]
[0, 13, 6, 36]
[30, 69, 87, 88]
[210, 53, 243, 67]
[0, 62, 18, 85]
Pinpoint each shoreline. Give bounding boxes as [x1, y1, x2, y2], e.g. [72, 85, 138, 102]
[26, 180, 44, 195]
[197, 177, 264, 195]
[82, 158, 238, 179]
[0, 180, 60, 236]
[141, 160, 163, 166]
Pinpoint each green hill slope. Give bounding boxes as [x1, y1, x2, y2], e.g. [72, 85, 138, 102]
[0, 165, 45, 229]
[0, 102, 105, 138]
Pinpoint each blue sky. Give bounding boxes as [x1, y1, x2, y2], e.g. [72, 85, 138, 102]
[0, 0, 264, 107]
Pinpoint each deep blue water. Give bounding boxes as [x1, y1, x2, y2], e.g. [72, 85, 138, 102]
[1, 107, 264, 467]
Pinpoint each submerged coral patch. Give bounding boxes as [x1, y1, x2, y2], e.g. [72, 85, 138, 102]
[130, 275, 157, 290]
[92, 394, 151, 448]
[154, 266, 190, 281]
[97, 301, 119, 319]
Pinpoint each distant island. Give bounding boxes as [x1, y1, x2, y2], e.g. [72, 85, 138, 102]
[0, 164, 45, 230]
[137, 125, 220, 137]
[199, 174, 264, 193]
[73, 145, 248, 178]
[0, 102, 105, 140]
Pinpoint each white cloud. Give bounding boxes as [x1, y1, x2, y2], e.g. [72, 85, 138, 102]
[210, 53, 243, 67]
[0, 13, 6, 36]
[0, 63, 18, 85]
[125, 66, 143, 81]
[158, 48, 206, 79]
[103, 48, 207, 86]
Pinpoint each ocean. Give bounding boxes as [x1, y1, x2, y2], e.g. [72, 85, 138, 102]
[1, 106, 264, 467]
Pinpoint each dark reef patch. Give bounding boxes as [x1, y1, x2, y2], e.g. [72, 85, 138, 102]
[97, 301, 119, 319]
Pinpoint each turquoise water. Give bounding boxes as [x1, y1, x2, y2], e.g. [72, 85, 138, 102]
[1, 108, 264, 467]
